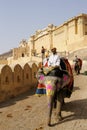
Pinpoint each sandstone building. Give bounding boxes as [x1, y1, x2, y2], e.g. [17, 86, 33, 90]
[29, 13, 87, 57]
[12, 13, 87, 61]
[13, 39, 30, 60]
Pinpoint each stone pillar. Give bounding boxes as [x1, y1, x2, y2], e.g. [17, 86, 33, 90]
[78, 17, 84, 37]
[47, 24, 53, 50]
[13, 48, 18, 60]
[30, 35, 35, 50]
[28, 40, 31, 60]
[29, 35, 35, 61]
[64, 23, 68, 41]
[63, 23, 68, 52]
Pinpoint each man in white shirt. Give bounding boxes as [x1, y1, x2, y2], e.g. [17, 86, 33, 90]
[48, 47, 60, 67]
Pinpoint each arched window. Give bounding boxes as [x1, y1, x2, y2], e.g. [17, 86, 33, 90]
[22, 53, 24, 57]
[34, 72, 36, 78]
[26, 73, 29, 79]
[17, 75, 20, 82]
[5, 76, 9, 84]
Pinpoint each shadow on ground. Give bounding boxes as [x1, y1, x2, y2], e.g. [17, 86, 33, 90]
[52, 98, 87, 127]
[73, 86, 80, 92]
[0, 87, 36, 108]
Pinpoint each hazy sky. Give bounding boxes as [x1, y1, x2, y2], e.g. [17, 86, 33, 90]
[0, 0, 87, 54]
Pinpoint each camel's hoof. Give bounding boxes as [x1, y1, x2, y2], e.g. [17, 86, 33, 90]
[55, 116, 63, 123]
[47, 119, 51, 126]
[47, 123, 51, 127]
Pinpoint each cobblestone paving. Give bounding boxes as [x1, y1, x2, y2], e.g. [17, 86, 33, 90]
[0, 75, 87, 130]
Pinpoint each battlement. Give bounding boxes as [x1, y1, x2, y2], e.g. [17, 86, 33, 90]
[0, 62, 39, 103]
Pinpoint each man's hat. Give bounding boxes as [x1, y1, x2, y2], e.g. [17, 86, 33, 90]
[51, 47, 57, 52]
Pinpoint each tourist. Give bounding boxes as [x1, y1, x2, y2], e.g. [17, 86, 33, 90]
[41, 46, 46, 61]
[43, 54, 49, 67]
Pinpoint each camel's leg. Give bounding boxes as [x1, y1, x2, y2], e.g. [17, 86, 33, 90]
[55, 92, 64, 122]
[45, 76, 58, 126]
[47, 95, 54, 126]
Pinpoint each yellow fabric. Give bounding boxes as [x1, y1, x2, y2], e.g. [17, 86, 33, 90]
[43, 66, 59, 75]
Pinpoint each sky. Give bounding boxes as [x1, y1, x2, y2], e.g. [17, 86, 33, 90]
[0, 0, 87, 54]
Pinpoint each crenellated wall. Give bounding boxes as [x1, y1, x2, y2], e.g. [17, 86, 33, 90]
[0, 63, 38, 103]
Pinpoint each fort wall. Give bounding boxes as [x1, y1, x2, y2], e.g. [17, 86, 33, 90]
[0, 63, 38, 103]
[29, 14, 87, 55]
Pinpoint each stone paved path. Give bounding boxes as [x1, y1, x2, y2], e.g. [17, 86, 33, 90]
[0, 74, 87, 130]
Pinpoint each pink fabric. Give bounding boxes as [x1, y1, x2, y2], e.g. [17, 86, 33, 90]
[46, 85, 53, 90]
[40, 75, 44, 80]
[63, 75, 68, 81]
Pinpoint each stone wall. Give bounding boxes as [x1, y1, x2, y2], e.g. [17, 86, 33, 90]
[0, 60, 8, 64]
[0, 63, 38, 103]
[29, 14, 87, 55]
[13, 39, 30, 60]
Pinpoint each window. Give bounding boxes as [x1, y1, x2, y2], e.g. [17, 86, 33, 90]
[22, 53, 24, 57]
[17, 75, 20, 82]
[85, 32, 87, 35]
[26, 73, 29, 79]
[34, 72, 36, 78]
[5, 76, 9, 84]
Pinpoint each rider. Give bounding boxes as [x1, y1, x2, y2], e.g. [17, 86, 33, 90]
[48, 47, 60, 67]
[41, 46, 46, 60]
[43, 54, 49, 67]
